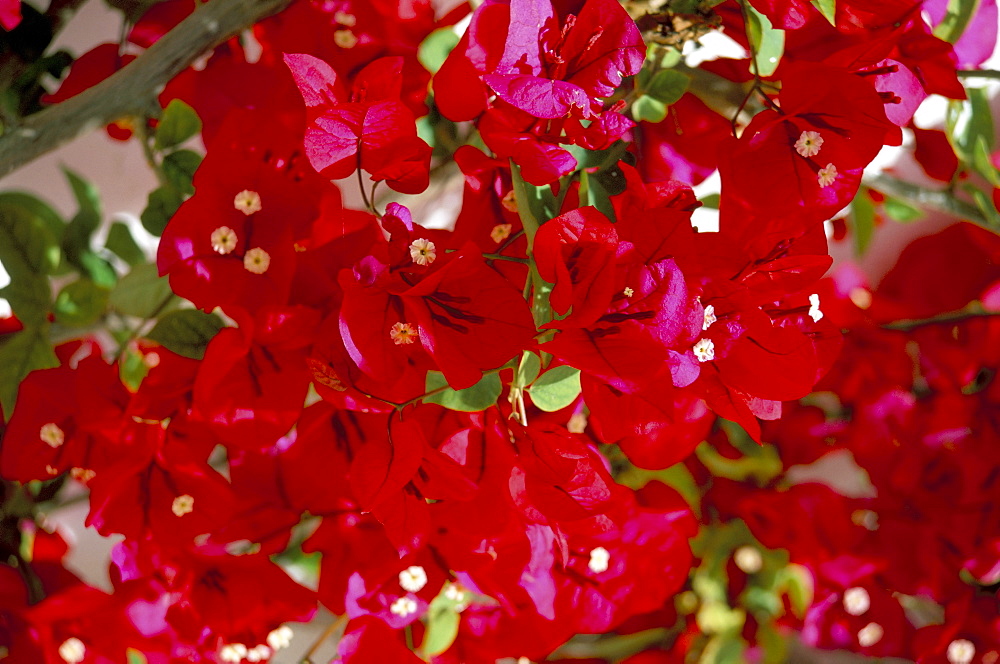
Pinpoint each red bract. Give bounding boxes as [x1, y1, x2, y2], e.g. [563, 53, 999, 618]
[157, 110, 338, 315]
[285, 53, 432, 194]
[720, 63, 893, 233]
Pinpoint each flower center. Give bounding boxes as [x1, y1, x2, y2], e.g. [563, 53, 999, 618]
[693, 338, 715, 362]
[399, 565, 428, 592]
[390, 596, 418, 617]
[588, 546, 610, 573]
[817, 163, 839, 188]
[409, 238, 437, 266]
[390, 322, 418, 345]
[172, 494, 195, 517]
[211, 226, 238, 255]
[59, 638, 86, 664]
[233, 190, 262, 216]
[491, 223, 513, 243]
[40, 422, 65, 448]
[843, 587, 870, 615]
[794, 130, 824, 158]
[947, 639, 976, 664]
[244, 247, 271, 274]
[703, 304, 717, 330]
[857, 622, 883, 647]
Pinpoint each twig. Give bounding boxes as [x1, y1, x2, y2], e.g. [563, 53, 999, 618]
[300, 614, 348, 664]
[957, 69, 1000, 79]
[0, 0, 292, 180]
[862, 172, 990, 229]
[880, 305, 1000, 331]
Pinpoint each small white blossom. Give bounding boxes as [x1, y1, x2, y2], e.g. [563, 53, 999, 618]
[390, 322, 418, 345]
[233, 190, 262, 216]
[857, 622, 884, 647]
[588, 547, 610, 574]
[211, 226, 238, 255]
[171, 494, 194, 517]
[842, 587, 870, 616]
[623, 286, 635, 298]
[219, 644, 247, 663]
[734, 546, 763, 574]
[693, 338, 715, 362]
[334, 10, 356, 25]
[409, 238, 437, 266]
[244, 247, 271, 274]
[703, 304, 717, 330]
[808, 293, 824, 322]
[947, 639, 976, 664]
[246, 645, 271, 662]
[399, 565, 428, 593]
[794, 130, 824, 158]
[59, 638, 86, 664]
[334, 29, 358, 48]
[40, 423, 65, 448]
[444, 582, 466, 603]
[390, 596, 418, 617]
[490, 223, 513, 243]
[817, 163, 839, 188]
[267, 625, 294, 651]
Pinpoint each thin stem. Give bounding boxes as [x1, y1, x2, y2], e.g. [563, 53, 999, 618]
[113, 289, 178, 357]
[134, 119, 170, 189]
[300, 614, 348, 664]
[482, 254, 529, 263]
[356, 167, 373, 213]
[879, 305, 1000, 331]
[957, 69, 1000, 79]
[862, 172, 990, 229]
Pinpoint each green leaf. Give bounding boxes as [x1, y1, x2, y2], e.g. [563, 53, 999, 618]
[154, 99, 202, 151]
[700, 193, 721, 209]
[61, 169, 115, 285]
[970, 186, 1000, 228]
[418, 27, 461, 74]
[119, 345, 150, 392]
[126, 648, 149, 664]
[777, 564, 814, 619]
[645, 69, 689, 105]
[528, 365, 581, 412]
[146, 309, 225, 359]
[421, 592, 462, 657]
[162, 150, 202, 195]
[0, 196, 62, 280]
[105, 222, 145, 265]
[109, 263, 176, 318]
[0, 192, 64, 243]
[631, 94, 668, 123]
[514, 351, 541, 389]
[946, 88, 995, 162]
[973, 134, 1000, 186]
[744, 4, 785, 78]
[509, 160, 544, 249]
[850, 187, 876, 256]
[0, 326, 59, 417]
[0, 275, 50, 326]
[810, 0, 836, 24]
[933, 0, 982, 43]
[578, 170, 617, 223]
[423, 371, 503, 412]
[882, 197, 923, 222]
[140, 186, 184, 236]
[694, 440, 783, 483]
[53, 279, 110, 327]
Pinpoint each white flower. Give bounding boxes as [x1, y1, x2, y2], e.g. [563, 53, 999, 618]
[399, 565, 428, 593]
[703, 304, 717, 330]
[244, 247, 271, 274]
[171, 494, 194, 517]
[211, 226, 238, 254]
[409, 238, 437, 266]
[588, 547, 610, 574]
[857, 622, 884, 647]
[693, 338, 715, 362]
[947, 639, 976, 664]
[842, 587, 870, 616]
[58, 638, 86, 664]
[794, 130, 824, 158]
[390, 322, 418, 345]
[233, 190, 262, 215]
[267, 625, 294, 651]
[808, 293, 824, 322]
[817, 163, 839, 188]
[390, 596, 418, 617]
[734, 546, 763, 574]
[40, 422, 65, 448]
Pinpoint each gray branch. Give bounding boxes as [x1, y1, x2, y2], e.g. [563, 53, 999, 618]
[0, 0, 292, 181]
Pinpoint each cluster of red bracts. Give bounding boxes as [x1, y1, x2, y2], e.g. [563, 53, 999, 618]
[1, 0, 997, 662]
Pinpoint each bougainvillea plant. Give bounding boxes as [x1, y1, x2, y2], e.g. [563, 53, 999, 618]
[0, 0, 998, 662]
